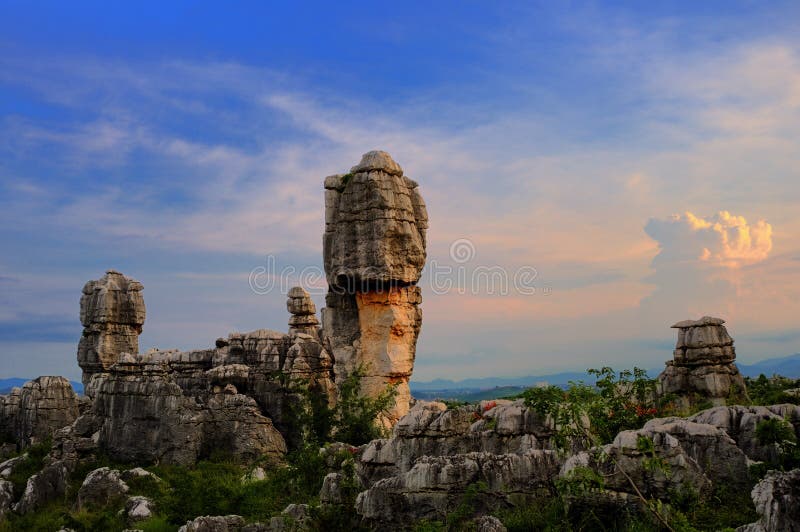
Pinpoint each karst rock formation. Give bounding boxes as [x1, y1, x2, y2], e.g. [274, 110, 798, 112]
[1, 150, 425, 469]
[322, 150, 428, 423]
[77, 270, 145, 395]
[658, 316, 748, 405]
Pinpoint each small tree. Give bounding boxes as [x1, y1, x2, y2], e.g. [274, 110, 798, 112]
[289, 365, 397, 446]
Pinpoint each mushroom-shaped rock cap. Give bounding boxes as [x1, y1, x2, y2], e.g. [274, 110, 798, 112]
[671, 316, 726, 328]
[350, 150, 403, 177]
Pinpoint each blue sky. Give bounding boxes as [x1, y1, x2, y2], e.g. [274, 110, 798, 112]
[2, 1, 800, 381]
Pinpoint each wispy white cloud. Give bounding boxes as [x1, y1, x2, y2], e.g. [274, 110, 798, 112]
[1, 25, 800, 379]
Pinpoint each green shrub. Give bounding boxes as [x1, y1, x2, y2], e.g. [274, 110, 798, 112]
[289, 365, 397, 447]
[746, 374, 800, 406]
[522, 367, 659, 448]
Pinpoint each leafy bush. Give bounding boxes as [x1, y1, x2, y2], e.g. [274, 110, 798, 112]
[290, 365, 397, 447]
[522, 367, 659, 448]
[745, 374, 800, 406]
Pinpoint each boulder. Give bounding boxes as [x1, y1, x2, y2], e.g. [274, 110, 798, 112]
[178, 515, 246, 532]
[474, 515, 507, 532]
[737, 469, 800, 532]
[0, 479, 13, 519]
[561, 431, 711, 506]
[0, 454, 28, 479]
[77, 467, 129, 509]
[125, 495, 155, 522]
[14, 460, 70, 514]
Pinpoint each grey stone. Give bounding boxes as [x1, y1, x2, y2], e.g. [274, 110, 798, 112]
[322, 151, 428, 424]
[125, 495, 155, 522]
[737, 469, 800, 532]
[77, 467, 129, 509]
[14, 461, 70, 514]
[178, 515, 246, 532]
[78, 270, 145, 393]
[356, 450, 559, 525]
[0, 479, 13, 519]
[658, 316, 747, 404]
[0, 376, 79, 448]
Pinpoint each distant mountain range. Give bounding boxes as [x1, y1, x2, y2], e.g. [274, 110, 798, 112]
[1, 353, 797, 400]
[410, 353, 800, 401]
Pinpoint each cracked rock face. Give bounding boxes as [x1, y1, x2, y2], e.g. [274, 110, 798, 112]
[0, 376, 79, 448]
[658, 316, 748, 404]
[287, 286, 319, 336]
[78, 270, 145, 392]
[737, 468, 800, 532]
[356, 450, 560, 526]
[322, 151, 428, 424]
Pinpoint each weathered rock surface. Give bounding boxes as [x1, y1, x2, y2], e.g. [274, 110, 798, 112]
[0, 454, 27, 479]
[125, 495, 156, 522]
[14, 460, 70, 514]
[0, 376, 79, 448]
[689, 404, 800, 462]
[559, 415, 753, 518]
[658, 316, 748, 405]
[0, 479, 13, 519]
[348, 400, 559, 525]
[78, 270, 145, 393]
[287, 287, 319, 336]
[737, 468, 800, 532]
[640, 418, 750, 486]
[357, 400, 554, 486]
[561, 429, 711, 505]
[473, 515, 507, 532]
[77, 467, 129, 509]
[356, 450, 559, 526]
[322, 151, 428, 423]
[179, 515, 246, 532]
[85, 361, 286, 465]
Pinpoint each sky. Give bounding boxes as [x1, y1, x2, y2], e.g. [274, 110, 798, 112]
[1, 1, 800, 382]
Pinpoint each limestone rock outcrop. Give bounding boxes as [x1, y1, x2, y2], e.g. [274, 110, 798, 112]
[356, 450, 560, 526]
[322, 150, 428, 423]
[658, 316, 748, 405]
[287, 287, 319, 336]
[77, 467, 129, 509]
[0, 479, 12, 519]
[85, 360, 287, 465]
[78, 270, 145, 392]
[357, 400, 554, 487]
[689, 404, 800, 462]
[0, 376, 79, 448]
[737, 468, 800, 532]
[348, 400, 561, 524]
[13, 461, 70, 514]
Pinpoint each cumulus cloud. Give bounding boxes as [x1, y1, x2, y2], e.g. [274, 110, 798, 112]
[645, 211, 772, 268]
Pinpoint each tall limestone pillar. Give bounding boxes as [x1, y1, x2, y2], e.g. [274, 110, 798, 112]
[77, 270, 145, 395]
[321, 151, 428, 424]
